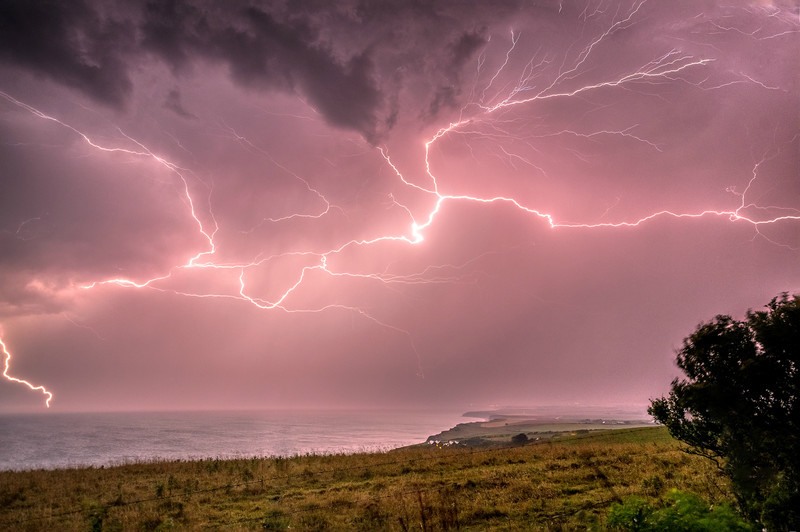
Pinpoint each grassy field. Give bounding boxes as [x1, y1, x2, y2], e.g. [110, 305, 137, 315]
[0, 427, 734, 531]
[427, 419, 654, 446]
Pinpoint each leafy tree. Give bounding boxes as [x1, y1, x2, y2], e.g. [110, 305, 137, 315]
[649, 293, 799, 530]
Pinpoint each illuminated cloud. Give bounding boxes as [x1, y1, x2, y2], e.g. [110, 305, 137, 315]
[0, 0, 797, 411]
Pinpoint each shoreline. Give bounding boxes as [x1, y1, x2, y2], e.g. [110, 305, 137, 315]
[0, 408, 654, 471]
[425, 410, 655, 447]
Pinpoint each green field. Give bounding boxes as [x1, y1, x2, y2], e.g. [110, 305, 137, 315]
[0, 427, 734, 531]
[426, 418, 655, 446]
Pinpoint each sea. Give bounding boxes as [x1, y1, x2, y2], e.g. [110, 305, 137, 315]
[0, 409, 467, 471]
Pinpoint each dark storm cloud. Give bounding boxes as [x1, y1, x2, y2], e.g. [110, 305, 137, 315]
[141, 0, 393, 142]
[0, 0, 135, 109]
[0, 0, 390, 140]
[425, 29, 488, 118]
[0, 0, 516, 142]
[449, 30, 487, 72]
[201, 5, 385, 141]
[139, 0, 203, 73]
[426, 86, 457, 118]
[163, 88, 196, 119]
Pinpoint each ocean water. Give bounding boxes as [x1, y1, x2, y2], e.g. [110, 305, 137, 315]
[0, 409, 466, 471]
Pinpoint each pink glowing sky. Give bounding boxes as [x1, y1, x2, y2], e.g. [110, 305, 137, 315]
[1, 0, 798, 412]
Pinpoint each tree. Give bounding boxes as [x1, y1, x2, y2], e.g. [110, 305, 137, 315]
[511, 433, 528, 445]
[648, 293, 799, 530]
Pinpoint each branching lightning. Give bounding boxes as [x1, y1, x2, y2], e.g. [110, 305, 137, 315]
[1, 0, 798, 407]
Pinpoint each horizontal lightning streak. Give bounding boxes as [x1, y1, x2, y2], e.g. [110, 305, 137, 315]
[1, 0, 797, 407]
[403, 4, 797, 237]
[0, 93, 431, 396]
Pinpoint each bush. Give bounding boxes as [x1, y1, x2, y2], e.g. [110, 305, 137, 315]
[607, 490, 753, 532]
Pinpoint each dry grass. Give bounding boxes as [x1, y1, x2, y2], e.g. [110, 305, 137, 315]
[0, 427, 732, 530]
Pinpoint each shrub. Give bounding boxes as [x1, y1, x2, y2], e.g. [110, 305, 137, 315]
[607, 490, 753, 532]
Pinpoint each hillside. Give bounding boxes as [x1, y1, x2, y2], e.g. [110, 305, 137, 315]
[0, 427, 733, 531]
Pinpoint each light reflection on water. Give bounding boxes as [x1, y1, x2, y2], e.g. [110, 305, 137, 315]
[0, 409, 466, 471]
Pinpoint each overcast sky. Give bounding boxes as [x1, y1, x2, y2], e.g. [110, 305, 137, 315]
[1, 0, 798, 413]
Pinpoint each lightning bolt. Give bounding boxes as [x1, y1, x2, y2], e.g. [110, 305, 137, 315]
[1, 332, 53, 407]
[384, 35, 799, 240]
[1, 0, 798, 407]
[1, 90, 431, 394]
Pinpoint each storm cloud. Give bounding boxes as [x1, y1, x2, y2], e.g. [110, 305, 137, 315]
[0, 0, 797, 412]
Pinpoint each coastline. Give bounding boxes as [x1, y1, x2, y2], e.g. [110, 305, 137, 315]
[0, 407, 654, 471]
[425, 406, 654, 447]
[0, 408, 466, 471]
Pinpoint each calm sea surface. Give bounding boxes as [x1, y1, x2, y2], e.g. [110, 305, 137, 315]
[0, 409, 466, 471]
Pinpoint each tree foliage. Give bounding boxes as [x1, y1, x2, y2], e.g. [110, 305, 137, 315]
[649, 293, 800, 530]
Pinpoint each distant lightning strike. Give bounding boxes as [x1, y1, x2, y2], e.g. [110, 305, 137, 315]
[1, 333, 53, 407]
[2, 0, 798, 406]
